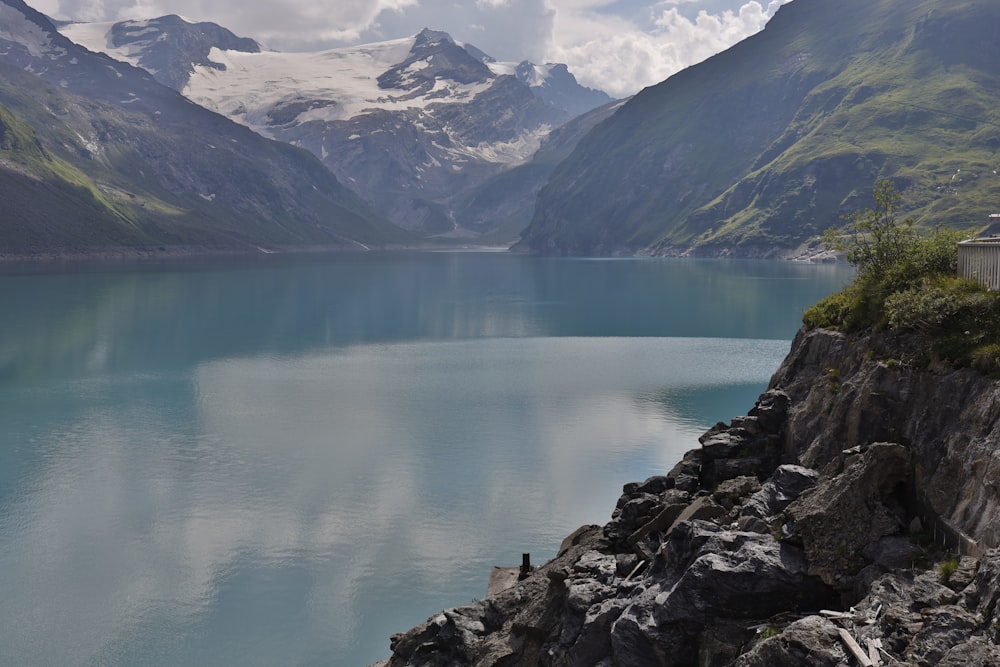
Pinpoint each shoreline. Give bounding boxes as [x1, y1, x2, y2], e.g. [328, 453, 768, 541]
[0, 242, 843, 266]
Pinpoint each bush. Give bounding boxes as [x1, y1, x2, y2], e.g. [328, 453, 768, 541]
[971, 344, 1000, 376]
[806, 179, 1000, 371]
[938, 558, 959, 584]
[884, 276, 996, 333]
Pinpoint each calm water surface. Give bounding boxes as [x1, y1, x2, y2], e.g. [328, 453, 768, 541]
[0, 253, 852, 666]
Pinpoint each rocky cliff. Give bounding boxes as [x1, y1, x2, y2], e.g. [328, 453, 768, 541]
[380, 326, 1000, 666]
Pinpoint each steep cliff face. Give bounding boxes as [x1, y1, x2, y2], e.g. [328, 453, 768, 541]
[381, 327, 1000, 666]
[776, 328, 1000, 550]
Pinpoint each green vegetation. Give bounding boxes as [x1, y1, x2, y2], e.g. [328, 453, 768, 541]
[938, 558, 959, 583]
[804, 180, 1000, 372]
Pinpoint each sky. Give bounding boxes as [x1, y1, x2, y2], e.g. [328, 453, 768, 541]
[32, 0, 791, 98]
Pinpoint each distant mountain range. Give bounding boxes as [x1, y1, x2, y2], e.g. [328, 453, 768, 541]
[6, 0, 996, 258]
[0, 0, 407, 256]
[517, 0, 1000, 256]
[60, 18, 614, 238]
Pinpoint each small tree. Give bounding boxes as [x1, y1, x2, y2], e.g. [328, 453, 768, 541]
[807, 179, 968, 333]
[824, 179, 916, 279]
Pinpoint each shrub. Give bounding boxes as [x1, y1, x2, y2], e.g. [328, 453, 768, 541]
[971, 344, 1000, 376]
[938, 558, 959, 584]
[809, 179, 999, 372]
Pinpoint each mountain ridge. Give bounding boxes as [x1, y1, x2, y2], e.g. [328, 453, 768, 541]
[517, 0, 1000, 256]
[58, 18, 614, 240]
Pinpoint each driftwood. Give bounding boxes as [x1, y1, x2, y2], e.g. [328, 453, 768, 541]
[866, 637, 882, 666]
[624, 560, 646, 582]
[838, 628, 873, 667]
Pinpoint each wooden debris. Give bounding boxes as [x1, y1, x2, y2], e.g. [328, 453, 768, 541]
[624, 560, 646, 582]
[866, 603, 883, 624]
[838, 628, 874, 667]
[866, 637, 882, 666]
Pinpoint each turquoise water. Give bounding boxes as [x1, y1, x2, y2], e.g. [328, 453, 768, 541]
[0, 253, 852, 666]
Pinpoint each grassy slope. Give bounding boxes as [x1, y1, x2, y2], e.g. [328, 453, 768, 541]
[519, 0, 1000, 255]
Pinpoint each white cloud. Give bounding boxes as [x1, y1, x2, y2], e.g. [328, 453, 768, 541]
[546, 0, 787, 97]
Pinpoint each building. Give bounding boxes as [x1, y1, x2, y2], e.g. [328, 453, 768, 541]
[958, 218, 1000, 290]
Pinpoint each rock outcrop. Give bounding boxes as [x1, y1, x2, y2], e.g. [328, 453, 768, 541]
[382, 327, 1000, 666]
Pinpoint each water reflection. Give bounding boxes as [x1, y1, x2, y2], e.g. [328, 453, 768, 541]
[0, 254, 853, 666]
[0, 254, 852, 383]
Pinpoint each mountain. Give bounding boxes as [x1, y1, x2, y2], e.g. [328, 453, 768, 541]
[517, 0, 1000, 256]
[54, 14, 262, 91]
[59, 19, 614, 239]
[0, 0, 406, 256]
[446, 99, 625, 244]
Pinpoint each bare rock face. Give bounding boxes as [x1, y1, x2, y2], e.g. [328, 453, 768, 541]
[384, 326, 1000, 666]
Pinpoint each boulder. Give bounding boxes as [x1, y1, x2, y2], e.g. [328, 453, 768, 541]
[733, 615, 847, 667]
[786, 442, 911, 587]
[740, 465, 818, 522]
[655, 532, 835, 626]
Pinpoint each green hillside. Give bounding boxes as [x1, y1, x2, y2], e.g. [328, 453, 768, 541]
[517, 0, 1000, 256]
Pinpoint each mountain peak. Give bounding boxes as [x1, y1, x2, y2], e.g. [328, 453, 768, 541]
[414, 28, 454, 48]
[377, 27, 493, 91]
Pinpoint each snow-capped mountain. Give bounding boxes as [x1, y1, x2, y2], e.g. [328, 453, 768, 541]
[58, 14, 261, 90]
[60, 18, 613, 236]
[0, 0, 403, 253]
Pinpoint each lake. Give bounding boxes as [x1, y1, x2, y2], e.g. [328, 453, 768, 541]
[0, 252, 853, 666]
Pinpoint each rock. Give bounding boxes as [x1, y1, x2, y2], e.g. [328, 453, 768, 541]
[605, 493, 662, 543]
[664, 496, 728, 536]
[962, 549, 1000, 621]
[740, 464, 818, 521]
[786, 442, 911, 587]
[862, 536, 924, 570]
[610, 605, 697, 667]
[906, 605, 980, 665]
[666, 449, 703, 493]
[564, 598, 628, 666]
[712, 475, 762, 511]
[622, 475, 674, 496]
[655, 532, 835, 626]
[733, 615, 847, 667]
[626, 501, 689, 549]
[746, 389, 791, 434]
[944, 555, 979, 591]
[937, 637, 1000, 666]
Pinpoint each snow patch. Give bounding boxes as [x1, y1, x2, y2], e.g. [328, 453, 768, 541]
[0, 4, 57, 58]
[59, 20, 116, 54]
